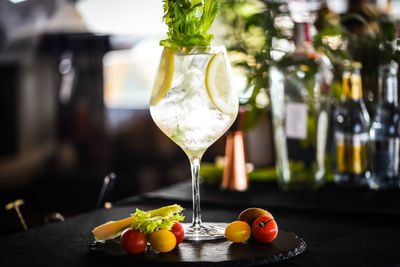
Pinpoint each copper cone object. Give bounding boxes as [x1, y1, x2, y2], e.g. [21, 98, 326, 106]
[221, 105, 248, 191]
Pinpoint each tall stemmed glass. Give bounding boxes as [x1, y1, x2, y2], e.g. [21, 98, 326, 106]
[150, 46, 239, 240]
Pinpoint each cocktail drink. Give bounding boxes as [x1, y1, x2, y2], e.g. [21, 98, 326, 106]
[150, 46, 238, 240]
[150, 46, 238, 158]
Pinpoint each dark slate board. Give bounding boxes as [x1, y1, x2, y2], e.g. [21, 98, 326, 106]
[89, 231, 306, 266]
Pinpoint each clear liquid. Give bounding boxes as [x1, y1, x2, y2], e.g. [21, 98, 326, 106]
[150, 51, 237, 158]
[369, 139, 400, 189]
[270, 62, 329, 191]
[369, 102, 400, 190]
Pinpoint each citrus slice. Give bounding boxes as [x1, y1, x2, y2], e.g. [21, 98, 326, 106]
[150, 47, 174, 106]
[205, 52, 238, 116]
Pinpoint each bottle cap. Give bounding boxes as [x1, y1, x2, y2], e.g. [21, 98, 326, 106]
[351, 61, 362, 69]
[342, 60, 362, 70]
[379, 60, 398, 76]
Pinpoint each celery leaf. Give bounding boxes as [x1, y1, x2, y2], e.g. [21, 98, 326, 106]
[129, 205, 185, 235]
[160, 0, 220, 50]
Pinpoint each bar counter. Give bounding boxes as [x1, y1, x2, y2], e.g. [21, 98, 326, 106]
[1, 181, 400, 266]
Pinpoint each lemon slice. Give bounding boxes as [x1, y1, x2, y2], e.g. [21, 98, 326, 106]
[205, 52, 238, 116]
[150, 47, 174, 106]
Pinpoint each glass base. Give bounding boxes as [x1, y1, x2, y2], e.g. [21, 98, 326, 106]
[182, 222, 227, 241]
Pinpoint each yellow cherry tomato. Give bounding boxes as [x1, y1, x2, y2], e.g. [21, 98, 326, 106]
[225, 221, 251, 243]
[149, 230, 177, 252]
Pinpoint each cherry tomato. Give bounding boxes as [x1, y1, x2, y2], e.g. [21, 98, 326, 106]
[150, 230, 176, 252]
[170, 222, 184, 245]
[120, 228, 147, 254]
[251, 216, 278, 243]
[225, 221, 251, 243]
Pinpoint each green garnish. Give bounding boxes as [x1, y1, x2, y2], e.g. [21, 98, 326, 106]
[171, 123, 184, 144]
[255, 218, 274, 228]
[130, 204, 185, 235]
[160, 0, 220, 50]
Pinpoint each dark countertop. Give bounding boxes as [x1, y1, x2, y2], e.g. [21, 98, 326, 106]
[1, 180, 400, 266]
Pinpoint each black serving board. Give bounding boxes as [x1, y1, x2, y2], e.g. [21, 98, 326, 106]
[89, 231, 306, 266]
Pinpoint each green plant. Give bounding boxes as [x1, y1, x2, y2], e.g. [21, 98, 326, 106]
[220, 1, 400, 129]
[341, 8, 399, 106]
[219, 0, 289, 131]
[313, 3, 400, 109]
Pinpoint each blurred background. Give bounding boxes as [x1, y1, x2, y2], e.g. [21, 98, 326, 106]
[0, 0, 399, 236]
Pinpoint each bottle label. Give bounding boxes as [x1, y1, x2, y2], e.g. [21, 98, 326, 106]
[335, 132, 368, 174]
[316, 111, 328, 167]
[286, 103, 308, 140]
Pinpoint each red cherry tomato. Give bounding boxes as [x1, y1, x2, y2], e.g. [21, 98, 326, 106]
[120, 228, 147, 254]
[170, 222, 184, 245]
[251, 216, 278, 243]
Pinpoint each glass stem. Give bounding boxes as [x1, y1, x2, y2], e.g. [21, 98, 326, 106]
[190, 157, 202, 229]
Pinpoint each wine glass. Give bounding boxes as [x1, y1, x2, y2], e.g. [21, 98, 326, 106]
[149, 46, 239, 240]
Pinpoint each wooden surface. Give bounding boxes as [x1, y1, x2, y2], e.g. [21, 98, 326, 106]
[89, 231, 306, 266]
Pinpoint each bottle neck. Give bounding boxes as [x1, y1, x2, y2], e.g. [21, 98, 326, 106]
[293, 22, 312, 53]
[342, 70, 363, 100]
[378, 64, 398, 105]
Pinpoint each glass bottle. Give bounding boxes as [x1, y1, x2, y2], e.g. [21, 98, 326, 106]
[333, 61, 370, 187]
[269, 20, 333, 191]
[369, 61, 400, 190]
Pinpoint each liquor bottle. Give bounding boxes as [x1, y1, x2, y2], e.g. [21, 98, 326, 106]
[269, 18, 333, 191]
[369, 61, 400, 190]
[333, 61, 370, 186]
